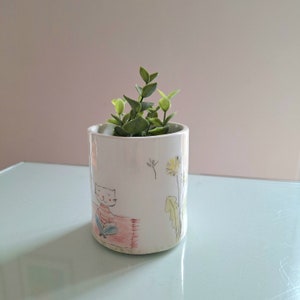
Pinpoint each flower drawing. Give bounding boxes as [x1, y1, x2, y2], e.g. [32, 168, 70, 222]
[147, 158, 159, 179]
[165, 156, 184, 241]
[166, 156, 180, 176]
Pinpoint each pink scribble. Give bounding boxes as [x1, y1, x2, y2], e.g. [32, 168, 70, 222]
[92, 202, 140, 250]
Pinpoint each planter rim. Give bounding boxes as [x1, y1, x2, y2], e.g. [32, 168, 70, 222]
[88, 122, 189, 140]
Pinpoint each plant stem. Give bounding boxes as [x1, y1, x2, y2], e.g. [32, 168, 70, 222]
[163, 111, 167, 125]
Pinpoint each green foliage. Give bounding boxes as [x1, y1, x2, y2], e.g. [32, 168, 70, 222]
[107, 67, 180, 136]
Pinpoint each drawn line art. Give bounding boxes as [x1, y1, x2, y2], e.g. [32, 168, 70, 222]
[93, 184, 140, 250]
[147, 158, 159, 180]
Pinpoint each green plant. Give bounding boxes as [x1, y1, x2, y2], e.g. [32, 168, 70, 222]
[107, 67, 179, 136]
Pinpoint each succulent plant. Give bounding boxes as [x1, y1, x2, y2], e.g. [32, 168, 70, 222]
[107, 66, 179, 136]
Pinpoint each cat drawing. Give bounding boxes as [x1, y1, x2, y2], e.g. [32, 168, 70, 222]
[94, 184, 118, 238]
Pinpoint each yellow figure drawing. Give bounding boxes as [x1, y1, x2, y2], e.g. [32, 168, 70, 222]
[165, 156, 183, 241]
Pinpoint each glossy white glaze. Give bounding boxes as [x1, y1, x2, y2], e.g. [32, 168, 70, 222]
[88, 123, 189, 254]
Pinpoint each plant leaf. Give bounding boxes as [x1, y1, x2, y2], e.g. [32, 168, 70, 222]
[111, 98, 125, 115]
[107, 118, 119, 125]
[149, 72, 158, 82]
[123, 95, 141, 112]
[164, 112, 176, 125]
[135, 84, 142, 95]
[139, 67, 150, 83]
[122, 113, 130, 123]
[157, 89, 168, 99]
[148, 117, 163, 127]
[110, 114, 123, 125]
[114, 126, 129, 136]
[158, 89, 180, 101]
[147, 110, 158, 118]
[168, 89, 180, 99]
[141, 101, 154, 112]
[142, 82, 157, 98]
[148, 126, 169, 135]
[159, 97, 170, 112]
[123, 116, 149, 135]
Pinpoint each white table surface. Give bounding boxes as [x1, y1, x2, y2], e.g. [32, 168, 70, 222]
[0, 162, 300, 300]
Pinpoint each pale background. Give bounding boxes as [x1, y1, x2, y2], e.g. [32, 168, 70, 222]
[1, 0, 300, 180]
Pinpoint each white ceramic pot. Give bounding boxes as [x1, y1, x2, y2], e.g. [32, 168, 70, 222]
[88, 123, 189, 254]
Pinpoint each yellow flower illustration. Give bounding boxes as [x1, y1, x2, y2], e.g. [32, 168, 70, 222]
[165, 156, 183, 240]
[165, 196, 180, 240]
[166, 156, 180, 176]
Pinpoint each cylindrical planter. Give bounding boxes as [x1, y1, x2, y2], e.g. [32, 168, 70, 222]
[88, 123, 189, 255]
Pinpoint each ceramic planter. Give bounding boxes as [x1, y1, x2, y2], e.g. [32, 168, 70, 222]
[88, 123, 189, 254]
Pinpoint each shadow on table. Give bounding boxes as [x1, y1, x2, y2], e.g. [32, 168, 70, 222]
[0, 223, 177, 299]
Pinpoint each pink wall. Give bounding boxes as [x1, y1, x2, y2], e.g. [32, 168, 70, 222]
[1, 0, 300, 180]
